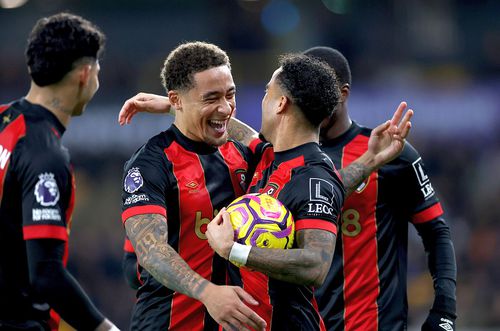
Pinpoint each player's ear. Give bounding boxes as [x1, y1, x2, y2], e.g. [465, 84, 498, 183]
[340, 83, 350, 102]
[276, 95, 291, 114]
[168, 90, 182, 111]
[77, 64, 92, 87]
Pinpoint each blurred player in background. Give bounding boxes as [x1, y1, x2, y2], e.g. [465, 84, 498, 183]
[303, 46, 457, 331]
[120, 41, 266, 331]
[0, 13, 118, 331]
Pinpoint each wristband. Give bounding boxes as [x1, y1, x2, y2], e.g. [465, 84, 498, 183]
[228, 242, 251, 266]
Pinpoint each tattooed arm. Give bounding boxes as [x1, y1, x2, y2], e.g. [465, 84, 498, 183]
[207, 212, 336, 287]
[339, 102, 413, 196]
[125, 214, 209, 298]
[246, 229, 335, 287]
[227, 117, 259, 146]
[124, 213, 267, 331]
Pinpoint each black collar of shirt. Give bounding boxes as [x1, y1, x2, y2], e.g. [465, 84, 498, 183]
[19, 98, 66, 137]
[320, 121, 362, 148]
[274, 142, 321, 165]
[168, 124, 218, 155]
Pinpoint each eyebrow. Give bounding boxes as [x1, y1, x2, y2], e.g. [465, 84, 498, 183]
[202, 86, 236, 100]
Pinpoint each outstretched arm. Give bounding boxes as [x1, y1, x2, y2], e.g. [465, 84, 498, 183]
[118, 93, 171, 125]
[118, 93, 261, 145]
[339, 101, 413, 195]
[125, 213, 266, 331]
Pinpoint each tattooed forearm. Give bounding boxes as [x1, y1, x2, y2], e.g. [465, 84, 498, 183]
[339, 162, 372, 197]
[125, 214, 209, 300]
[227, 117, 258, 146]
[245, 229, 335, 287]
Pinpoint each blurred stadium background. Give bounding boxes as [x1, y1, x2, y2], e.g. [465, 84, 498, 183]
[1, 0, 499, 329]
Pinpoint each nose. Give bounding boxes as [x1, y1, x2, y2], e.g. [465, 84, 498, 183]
[219, 99, 234, 115]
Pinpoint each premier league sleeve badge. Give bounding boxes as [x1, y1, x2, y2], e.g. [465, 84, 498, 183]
[124, 167, 144, 194]
[34, 172, 60, 207]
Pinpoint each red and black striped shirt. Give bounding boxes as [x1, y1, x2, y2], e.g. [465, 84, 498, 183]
[121, 124, 251, 331]
[315, 122, 445, 331]
[238, 139, 345, 331]
[0, 99, 75, 328]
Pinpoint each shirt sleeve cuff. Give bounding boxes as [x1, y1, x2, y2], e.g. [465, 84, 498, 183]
[295, 219, 338, 236]
[122, 205, 167, 224]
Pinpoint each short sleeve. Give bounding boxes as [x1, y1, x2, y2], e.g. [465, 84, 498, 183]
[17, 145, 71, 241]
[280, 167, 344, 236]
[121, 144, 170, 223]
[392, 143, 444, 224]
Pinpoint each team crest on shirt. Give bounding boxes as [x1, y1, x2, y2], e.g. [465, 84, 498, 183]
[263, 183, 279, 196]
[124, 167, 144, 194]
[34, 172, 60, 206]
[235, 169, 247, 191]
[355, 177, 370, 194]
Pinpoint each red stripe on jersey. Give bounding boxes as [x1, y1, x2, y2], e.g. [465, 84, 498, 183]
[0, 105, 10, 114]
[23, 224, 68, 241]
[219, 141, 248, 197]
[164, 141, 214, 330]
[295, 219, 338, 235]
[259, 156, 304, 198]
[123, 238, 135, 253]
[0, 113, 26, 202]
[311, 295, 327, 331]
[249, 137, 261, 154]
[412, 203, 443, 224]
[249, 147, 274, 190]
[240, 268, 273, 330]
[341, 135, 379, 331]
[63, 168, 76, 265]
[121, 205, 166, 223]
[48, 309, 60, 331]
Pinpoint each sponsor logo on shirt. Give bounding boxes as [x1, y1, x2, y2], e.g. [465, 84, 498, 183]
[124, 167, 144, 194]
[0, 144, 12, 170]
[32, 208, 61, 221]
[412, 158, 435, 200]
[124, 194, 150, 205]
[34, 173, 60, 206]
[309, 178, 334, 205]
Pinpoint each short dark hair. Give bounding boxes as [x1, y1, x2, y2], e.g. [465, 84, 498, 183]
[276, 53, 340, 127]
[302, 46, 351, 86]
[161, 41, 231, 92]
[25, 12, 105, 87]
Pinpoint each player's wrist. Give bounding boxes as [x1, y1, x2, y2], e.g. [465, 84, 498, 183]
[431, 295, 457, 318]
[228, 242, 251, 266]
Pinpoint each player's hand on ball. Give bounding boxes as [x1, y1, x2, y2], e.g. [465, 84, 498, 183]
[421, 310, 455, 331]
[206, 208, 235, 259]
[199, 283, 266, 331]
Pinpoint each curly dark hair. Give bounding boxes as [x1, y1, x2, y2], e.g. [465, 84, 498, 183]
[276, 54, 340, 127]
[161, 41, 230, 92]
[25, 13, 105, 87]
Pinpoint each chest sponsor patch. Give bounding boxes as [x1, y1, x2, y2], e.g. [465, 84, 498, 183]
[124, 167, 144, 194]
[34, 173, 60, 206]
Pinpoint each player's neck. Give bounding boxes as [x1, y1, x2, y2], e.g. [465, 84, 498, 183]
[321, 107, 352, 140]
[272, 122, 318, 152]
[25, 82, 73, 128]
